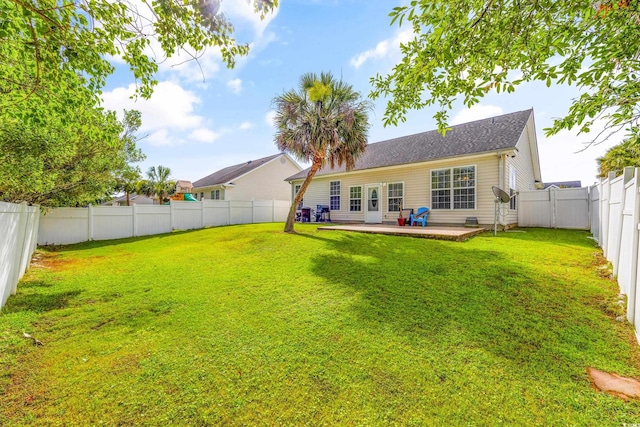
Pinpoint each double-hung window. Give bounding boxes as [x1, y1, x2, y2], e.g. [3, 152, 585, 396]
[330, 181, 341, 210]
[294, 184, 303, 209]
[211, 189, 222, 200]
[349, 186, 362, 212]
[431, 166, 476, 209]
[387, 182, 403, 212]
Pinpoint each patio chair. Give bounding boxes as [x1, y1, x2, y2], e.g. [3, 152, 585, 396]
[399, 208, 413, 226]
[410, 207, 429, 227]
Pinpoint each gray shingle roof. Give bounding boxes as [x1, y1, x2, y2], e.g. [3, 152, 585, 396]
[286, 109, 532, 181]
[193, 153, 283, 188]
[543, 181, 582, 189]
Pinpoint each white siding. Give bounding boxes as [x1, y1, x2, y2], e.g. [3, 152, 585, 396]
[504, 114, 540, 224]
[195, 155, 301, 201]
[292, 154, 503, 225]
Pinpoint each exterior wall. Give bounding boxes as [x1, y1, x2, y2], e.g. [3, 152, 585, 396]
[292, 153, 503, 225]
[195, 155, 301, 201]
[230, 156, 300, 201]
[503, 115, 539, 224]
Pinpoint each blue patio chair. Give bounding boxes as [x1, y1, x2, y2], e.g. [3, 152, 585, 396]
[410, 207, 429, 227]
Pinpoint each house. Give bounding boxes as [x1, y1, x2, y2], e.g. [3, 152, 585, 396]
[102, 193, 155, 206]
[192, 153, 302, 201]
[285, 109, 542, 227]
[543, 181, 582, 189]
[175, 180, 194, 194]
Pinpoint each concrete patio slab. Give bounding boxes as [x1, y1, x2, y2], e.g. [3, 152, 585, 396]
[317, 223, 488, 242]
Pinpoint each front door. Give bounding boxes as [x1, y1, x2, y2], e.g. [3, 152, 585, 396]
[365, 184, 383, 223]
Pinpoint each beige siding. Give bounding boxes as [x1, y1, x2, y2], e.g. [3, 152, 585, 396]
[196, 156, 301, 201]
[292, 154, 503, 225]
[504, 114, 540, 224]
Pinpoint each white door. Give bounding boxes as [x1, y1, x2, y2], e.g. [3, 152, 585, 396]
[365, 184, 383, 223]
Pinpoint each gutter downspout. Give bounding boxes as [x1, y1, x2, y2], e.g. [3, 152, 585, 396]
[498, 152, 507, 227]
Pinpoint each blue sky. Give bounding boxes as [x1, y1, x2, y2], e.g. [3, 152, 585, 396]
[101, 0, 623, 188]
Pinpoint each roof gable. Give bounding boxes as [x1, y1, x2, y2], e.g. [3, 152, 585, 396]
[286, 109, 533, 181]
[193, 154, 285, 188]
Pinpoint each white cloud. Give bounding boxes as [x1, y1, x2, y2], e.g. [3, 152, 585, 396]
[450, 105, 504, 125]
[264, 110, 277, 127]
[350, 30, 413, 69]
[227, 78, 243, 94]
[102, 81, 203, 132]
[538, 118, 624, 187]
[189, 127, 222, 143]
[147, 129, 173, 147]
[239, 121, 254, 130]
[222, 1, 279, 38]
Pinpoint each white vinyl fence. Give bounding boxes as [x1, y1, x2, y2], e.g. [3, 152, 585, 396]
[591, 167, 640, 342]
[518, 187, 590, 229]
[38, 199, 291, 246]
[0, 202, 39, 309]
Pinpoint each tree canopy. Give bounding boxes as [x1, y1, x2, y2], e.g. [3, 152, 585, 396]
[273, 72, 372, 232]
[370, 1, 640, 141]
[0, 105, 128, 207]
[1, 0, 278, 119]
[597, 137, 640, 177]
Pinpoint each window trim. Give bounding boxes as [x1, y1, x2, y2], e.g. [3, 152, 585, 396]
[293, 184, 303, 209]
[387, 181, 404, 213]
[329, 180, 341, 211]
[349, 185, 363, 212]
[430, 165, 477, 211]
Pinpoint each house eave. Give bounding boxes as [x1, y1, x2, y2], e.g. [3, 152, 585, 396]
[286, 149, 514, 183]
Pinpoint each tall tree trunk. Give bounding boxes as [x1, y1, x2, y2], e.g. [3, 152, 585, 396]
[126, 191, 131, 206]
[284, 156, 323, 233]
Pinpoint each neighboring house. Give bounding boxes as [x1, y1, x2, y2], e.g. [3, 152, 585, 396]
[543, 181, 582, 189]
[175, 180, 194, 194]
[192, 153, 302, 201]
[285, 109, 543, 227]
[102, 194, 155, 206]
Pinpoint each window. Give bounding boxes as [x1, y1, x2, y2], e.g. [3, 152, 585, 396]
[211, 189, 222, 200]
[349, 186, 362, 212]
[431, 166, 476, 209]
[509, 166, 517, 210]
[294, 184, 303, 209]
[330, 181, 340, 210]
[200, 192, 204, 200]
[387, 182, 403, 212]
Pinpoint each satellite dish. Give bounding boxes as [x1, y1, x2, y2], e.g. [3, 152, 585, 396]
[492, 186, 510, 203]
[492, 186, 511, 236]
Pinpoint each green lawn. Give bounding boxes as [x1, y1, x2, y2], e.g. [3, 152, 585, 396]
[1, 224, 640, 425]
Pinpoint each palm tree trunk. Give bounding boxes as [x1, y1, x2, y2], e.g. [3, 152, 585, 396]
[284, 157, 323, 233]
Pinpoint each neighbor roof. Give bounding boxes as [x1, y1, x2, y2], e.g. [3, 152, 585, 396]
[543, 181, 582, 189]
[176, 180, 193, 189]
[286, 109, 533, 181]
[193, 153, 284, 188]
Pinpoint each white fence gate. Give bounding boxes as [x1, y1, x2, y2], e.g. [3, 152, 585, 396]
[0, 202, 39, 309]
[38, 199, 291, 246]
[518, 187, 590, 229]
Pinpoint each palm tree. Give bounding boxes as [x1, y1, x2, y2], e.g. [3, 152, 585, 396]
[273, 72, 372, 232]
[140, 165, 174, 205]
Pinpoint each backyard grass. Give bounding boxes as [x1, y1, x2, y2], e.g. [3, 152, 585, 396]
[1, 224, 640, 425]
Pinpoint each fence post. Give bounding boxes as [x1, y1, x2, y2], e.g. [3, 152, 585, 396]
[613, 168, 634, 276]
[133, 203, 138, 237]
[550, 187, 557, 229]
[252, 200, 256, 224]
[10, 203, 28, 295]
[627, 168, 640, 324]
[272, 199, 276, 222]
[201, 199, 205, 228]
[88, 204, 94, 241]
[170, 200, 174, 231]
[227, 201, 231, 226]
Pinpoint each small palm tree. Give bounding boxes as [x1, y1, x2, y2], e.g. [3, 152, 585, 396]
[273, 72, 372, 232]
[140, 165, 174, 205]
